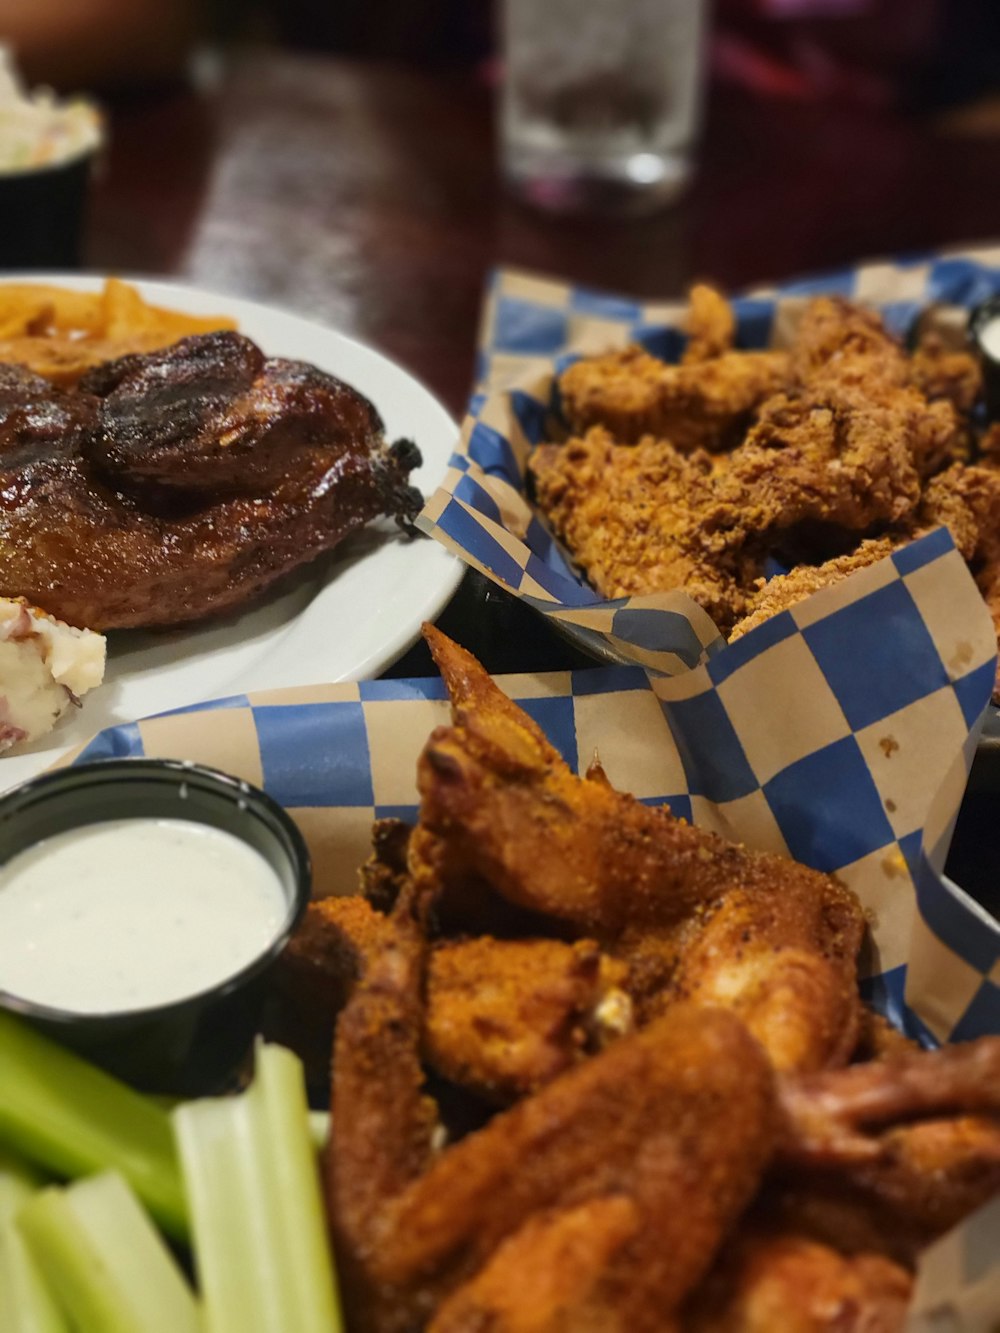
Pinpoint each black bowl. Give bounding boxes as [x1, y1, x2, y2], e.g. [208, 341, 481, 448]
[969, 296, 1000, 424]
[948, 724, 1000, 926]
[0, 149, 96, 269]
[0, 758, 311, 1094]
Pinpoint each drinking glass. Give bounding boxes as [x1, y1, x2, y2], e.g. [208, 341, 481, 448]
[500, 0, 709, 214]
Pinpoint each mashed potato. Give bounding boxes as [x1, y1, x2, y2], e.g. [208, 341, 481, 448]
[0, 600, 106, 752]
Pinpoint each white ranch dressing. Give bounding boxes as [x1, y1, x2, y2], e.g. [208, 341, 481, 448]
[979, 315, 1000, 362]
[0, 818, 288, 1013]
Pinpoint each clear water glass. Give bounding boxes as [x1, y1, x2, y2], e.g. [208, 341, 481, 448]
[500, 0, 709, 214]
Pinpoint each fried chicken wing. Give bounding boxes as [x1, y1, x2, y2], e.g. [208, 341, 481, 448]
[559, 346, 791, 451]
[776, 1039, 1000, 1244]
[328, 889, 778, 1333]
[415, 626, 865, 1072]
[278, 892, 632, 1102]
[683, 1230, 912, 1333]
[425, 936, 632, 1102]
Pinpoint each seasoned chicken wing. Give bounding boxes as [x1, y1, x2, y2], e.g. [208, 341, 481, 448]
[328, 888, 777, 1333]
[278, 893, 632, 1102]
[414, 626, 865, 1072]
[776, 1038, 1000, 1245]
[683, 1229, 912, 1333]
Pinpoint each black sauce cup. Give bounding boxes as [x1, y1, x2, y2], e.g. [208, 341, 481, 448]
[969, 296, 1000, 425]
[0, 759, 311, 1095]
[0, 149, 97, 269]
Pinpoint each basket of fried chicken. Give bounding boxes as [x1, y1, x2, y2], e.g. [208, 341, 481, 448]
[418, 252, 1000, 692]
[234, 627, 1000, 1333]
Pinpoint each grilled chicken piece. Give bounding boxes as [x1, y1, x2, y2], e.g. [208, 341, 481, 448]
[0, 334, 422, 629]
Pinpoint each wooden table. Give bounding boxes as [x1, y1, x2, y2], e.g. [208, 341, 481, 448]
[85, 50, 1000, 900]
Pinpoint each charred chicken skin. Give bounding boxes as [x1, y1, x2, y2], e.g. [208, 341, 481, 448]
[0, 332, 422, 630]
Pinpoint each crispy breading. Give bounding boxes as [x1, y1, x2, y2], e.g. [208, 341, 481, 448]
[529, 427, 755, 628]
[535, 294, 974, 647]
[910, 329, 983, 417]
[425, 936, 632, 1102]
[729, 538, 899, 641]
[329, 892, 776, 1333]
[559, 345, 791, 451]
[683, 284, 737, 364]
[683, 1229, 912, 1333]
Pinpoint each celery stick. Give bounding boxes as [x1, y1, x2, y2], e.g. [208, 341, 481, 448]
[0, 1149, 47, 1220]
[0, 1153, 68, 1333]
[174, 1043, 342, 1333]
[0, 1011, 187, 1239]
[17, 1173, 200, 1333]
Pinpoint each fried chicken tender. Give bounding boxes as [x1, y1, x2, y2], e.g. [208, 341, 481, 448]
[683, 284, 737, 364]
[559, 345, 791, 451]
[328, 889, 778, 1333]
[918, 461, 1000, 694]
[682, 1229, 913, 1333]
[536, 295, 971, 637]
[729, 539, 899, 641]
[529, 428, 754, 625]
[910, 329, 983, 417]
[414, 626, 865, 1072]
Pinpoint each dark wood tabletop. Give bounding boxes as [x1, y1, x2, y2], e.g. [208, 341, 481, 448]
[78, 47, 1000, 905]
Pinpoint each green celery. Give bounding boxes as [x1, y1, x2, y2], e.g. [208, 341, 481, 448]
[173, 1042, 342, 1333]
[0, 1011, 187, 1239]
[17, 1172, 200, 1333]
[0, 1152, 68, 1333]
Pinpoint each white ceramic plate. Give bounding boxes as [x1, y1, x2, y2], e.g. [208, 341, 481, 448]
[0, 275, 463, 791]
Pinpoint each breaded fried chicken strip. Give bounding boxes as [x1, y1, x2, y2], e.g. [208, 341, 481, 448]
[910, 330, 982, 418]
[529, 427, 754, 625]
[729, 538, 899, 642]
[414, 626, 865, 1072]
[682, 1229, 912, 1333]
[559, 345, 791, 451]
[683, 284, 737, 365]
[692, 299, 967, 564]
[328, 889, 777, 1333]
